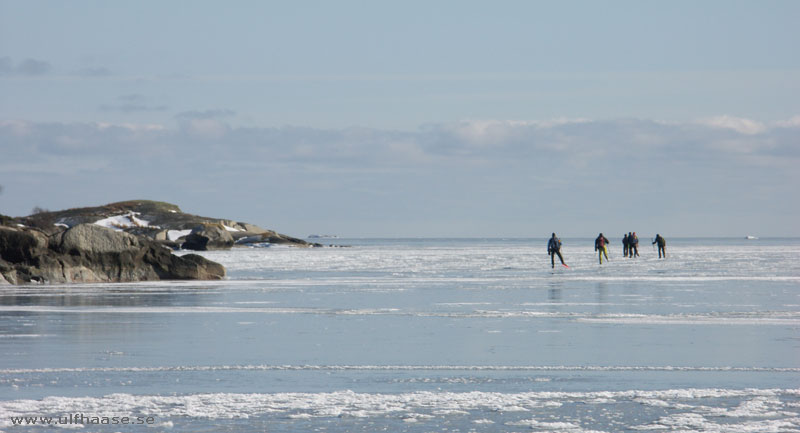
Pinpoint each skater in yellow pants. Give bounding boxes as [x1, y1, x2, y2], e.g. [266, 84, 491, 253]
[594, 233, 610, 264]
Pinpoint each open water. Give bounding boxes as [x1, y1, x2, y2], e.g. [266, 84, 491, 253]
[1, 238, 799, 432]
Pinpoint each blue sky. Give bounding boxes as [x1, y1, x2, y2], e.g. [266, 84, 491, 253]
[1, 1, 799, 237]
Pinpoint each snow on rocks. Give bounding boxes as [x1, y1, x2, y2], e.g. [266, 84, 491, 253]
[93, 212, 157, 231]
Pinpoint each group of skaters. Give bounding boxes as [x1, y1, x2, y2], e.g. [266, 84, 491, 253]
[547, 232, 667, 268]
[621, 232, 640, 259]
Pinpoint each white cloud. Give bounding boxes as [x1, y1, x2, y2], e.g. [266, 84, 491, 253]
[707, 137, 773, 154]
[1, 117, 798, 236]
[174, 110, 235, 139]
[531, 117, 593, 129]
[773, 115, 800, 128]
[180, 118, 230, 139]
[175, 109, 236, 120]
[95, 122, 166, 132]
[2, 117, 796, 169]
[448, 120, 519, 145]
[697, 115, 767, 135]
[0, 120, 32, 136]
[443, 118, 592, 146]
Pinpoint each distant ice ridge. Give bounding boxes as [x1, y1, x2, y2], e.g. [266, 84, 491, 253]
[2, 364, 799, 374]
[0, 305, 797, 325]
[0, 388, 797, 429]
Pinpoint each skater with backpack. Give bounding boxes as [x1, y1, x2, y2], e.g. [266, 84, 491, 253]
[547, 233, 567, 269]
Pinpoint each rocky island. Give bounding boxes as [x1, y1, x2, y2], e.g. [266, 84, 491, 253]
[0, 200, 319, 285]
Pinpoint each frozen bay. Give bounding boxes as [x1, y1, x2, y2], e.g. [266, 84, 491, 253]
[1, 238, 799, 432]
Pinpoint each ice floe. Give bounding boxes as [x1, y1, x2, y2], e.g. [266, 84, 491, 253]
[0, 388, 797, 431]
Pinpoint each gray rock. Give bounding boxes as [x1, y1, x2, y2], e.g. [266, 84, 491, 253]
[182, 224, 235, 251]
[234, 235, 265, 245]
[232, 231, 323, 247]
[238, 223, 269, 234]
[59, 223, 141, 254]
[175, 254, 227, 280]
[15, 200, 314, 248]
[153, 229, 169, 241]
[1, 199, 321, 283]
[0, 224, 225, 284]
[0, 226, 49, 262]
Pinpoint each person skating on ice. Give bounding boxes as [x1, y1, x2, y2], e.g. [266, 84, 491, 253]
[595, 233, 610, 264]
[622, 233, 629, 257]
[653, 234, 667, 258]
[629, 232, 640, 257]
[547, 233, 567, 268]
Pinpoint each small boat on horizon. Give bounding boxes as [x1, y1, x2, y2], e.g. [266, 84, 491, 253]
[745, 235, 759, 240]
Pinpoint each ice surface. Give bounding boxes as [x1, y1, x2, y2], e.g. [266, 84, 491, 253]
[1, 238, 798, 432]
[3, 364, 799, 375]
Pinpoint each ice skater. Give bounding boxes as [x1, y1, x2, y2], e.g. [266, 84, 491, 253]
[595, 233, 610, 264]
[547, 233, 567, 268]
[622, 233, 629, 257]
[629, 232, 640, 257]
[652, 234, 666, 258]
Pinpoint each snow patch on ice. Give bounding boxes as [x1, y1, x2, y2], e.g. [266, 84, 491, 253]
[506, 419, 582, 430]
[0, 334, 52, 338]
[0, 389, 797, 430]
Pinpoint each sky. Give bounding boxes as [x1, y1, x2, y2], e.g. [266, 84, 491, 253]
[1, 0, 799, 237]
